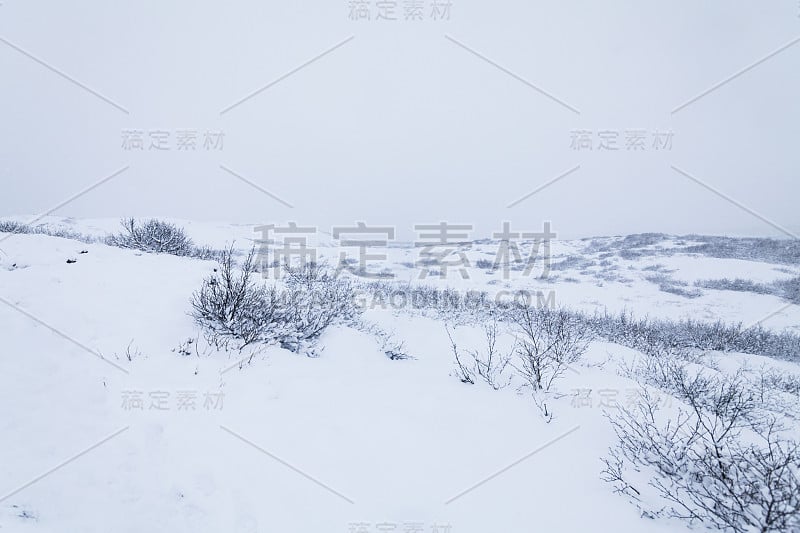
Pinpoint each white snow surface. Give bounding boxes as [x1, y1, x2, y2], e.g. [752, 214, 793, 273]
[0, 218, 798, 533]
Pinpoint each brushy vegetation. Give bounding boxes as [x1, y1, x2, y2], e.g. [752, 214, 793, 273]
[582, 234, 800, 267]
[1, 217, 222, 260]
[774, 276, 800, 305]
[106, 218, 221, 259]
[683, 235, 800, 266]
[589, 310, 800, 362]
[603, 354, 800, 532]
[644, 273, 703, 299]
[359, 281, 800, 362]
[191, 247, 360, 356]
[447, 318, 513, 390]
[695, 277, 773, 295]
[0, 220, 98, 243]
[695, 276, 800, 305]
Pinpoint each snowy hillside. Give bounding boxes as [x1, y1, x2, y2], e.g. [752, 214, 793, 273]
[1, 218, 798, 533]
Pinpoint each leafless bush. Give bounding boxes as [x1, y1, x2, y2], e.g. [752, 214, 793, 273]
[353, 319, 412, 360]
[475, 258, 494, 270]
[622, 350, 761, 427]
[775, 276, 800, 305]
[511, 306, 591, 392]
[0, 220, 98, 243]
[684, 235, 800, 266]
[602, 386, 800, 532]
[191, 246, 284, 349]
[107, 218, 193, 254]
[282, 261, 334, 288]
[748, 365, 800, 421]
[695, 277, 773, 295]
[755, 367, 800, 397]
[191, 247, 360, 355]
[446, 325, 476, 385]
[0, 220, 31, 234]
[362, 283, 800, 362]
[106, 218, 220, 259]
[469, 319, 513, 390]
[587, 310, 800, 363]
[113, 339, 142, 362]
[276, 269, 360, 354]
[645, 273, 703, 299]
[445, 320, 514, 389]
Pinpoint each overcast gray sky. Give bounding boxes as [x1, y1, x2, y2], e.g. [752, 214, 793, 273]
[1, 0, 798, 240]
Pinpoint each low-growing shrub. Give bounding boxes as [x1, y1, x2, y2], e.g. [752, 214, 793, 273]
[107, 218, 194, 255]
[359, 282, 800, 362]
[603, 387, 800, 532]
[775, 276, 800, 305]
[0, 221, 32, 234]
[106, 218, 220, 259]
[447, 319, 513, 390]
[695, 277, 773, 295]
[0, 220, 97, 243]
[191, 248, 360, 355]
[645, 273, 703, 299]
[511, 305, 591, 393]
[475, 258, 494, 270]
[684, 236, 800, 266]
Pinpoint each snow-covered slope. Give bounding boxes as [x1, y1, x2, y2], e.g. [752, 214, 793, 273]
[1, 220, 798, 533]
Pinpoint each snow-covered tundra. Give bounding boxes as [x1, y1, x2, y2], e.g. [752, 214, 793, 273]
[1, 218, 798, 533]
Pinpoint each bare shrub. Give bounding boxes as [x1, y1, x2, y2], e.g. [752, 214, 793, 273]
[191, 247, 360, 356]
[603, 386, 800, 532]
[191, 246, 283, 349]
[445, 320, 514, 389]
[748, 365, 800, 420]
[587, 310, 800, 363]
[446, 325, 475, 385]
[107, 218, 220, 259]
[510, 306, 591, 421]
[108, 218, 194, 254]
[0, 221, 33, 234]
[276, 267, 360, 354]
[0, 220, 97, 243]
[475, 258, 493, 270]
[350, 320, 413, 360]
[511, 306, 591, 392]
[362, 282, 800, 362]
[684, 235, 800, 266]
[282, 261, 333, 288]
[645, 273, 703, 299]
[775, 276, 800, 305]
[470, 319, 513, 390]
[695, 277, 773, 295]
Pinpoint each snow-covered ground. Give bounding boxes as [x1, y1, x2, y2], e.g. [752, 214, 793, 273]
[1, 219, 798, 533]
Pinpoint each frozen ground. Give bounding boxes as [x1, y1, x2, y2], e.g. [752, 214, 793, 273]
[0, 218, 798, 533]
